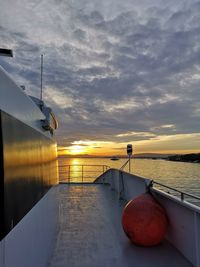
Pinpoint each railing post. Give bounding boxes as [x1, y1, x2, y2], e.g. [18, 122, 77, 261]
[59, 164, 111, 183]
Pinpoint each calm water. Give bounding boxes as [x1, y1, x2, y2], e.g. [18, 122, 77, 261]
[58, 157, 200, 203]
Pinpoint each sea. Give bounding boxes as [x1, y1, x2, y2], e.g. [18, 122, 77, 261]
[58, 157, 200, 205]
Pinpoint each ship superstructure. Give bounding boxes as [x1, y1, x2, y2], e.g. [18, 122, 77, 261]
[0, 49, 58, 267]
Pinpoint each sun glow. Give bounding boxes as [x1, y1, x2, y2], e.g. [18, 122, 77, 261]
[68, 145, 88, 155]
[57, 132, 200, 157]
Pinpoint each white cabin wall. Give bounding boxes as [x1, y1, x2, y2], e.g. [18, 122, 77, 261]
[0, 185, 59, 267]
[0, 67, 47, 134]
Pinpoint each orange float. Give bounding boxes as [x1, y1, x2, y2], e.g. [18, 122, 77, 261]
[122, 193, 168, 246]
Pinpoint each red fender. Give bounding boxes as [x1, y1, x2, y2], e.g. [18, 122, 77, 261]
[122, 193, 168, 246]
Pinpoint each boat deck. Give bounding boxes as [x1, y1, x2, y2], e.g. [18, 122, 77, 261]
[48, 184, 192, 267]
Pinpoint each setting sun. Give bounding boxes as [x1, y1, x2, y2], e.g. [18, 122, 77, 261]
[68, 145, 88, 155]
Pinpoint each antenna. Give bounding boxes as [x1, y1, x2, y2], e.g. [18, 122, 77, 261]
[40, 54, 43, 101]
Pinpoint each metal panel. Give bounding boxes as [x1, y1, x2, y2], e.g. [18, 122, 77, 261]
[0, 112, 5, 241]
[151, 188, 200, 267]
[4, 186, 59, 267]
[0, 110, 58, 240]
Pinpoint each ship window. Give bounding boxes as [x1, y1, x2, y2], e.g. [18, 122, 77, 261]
[0, 48, 13, 57]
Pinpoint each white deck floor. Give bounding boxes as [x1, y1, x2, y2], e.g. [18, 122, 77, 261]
[48, 184, 192, 267]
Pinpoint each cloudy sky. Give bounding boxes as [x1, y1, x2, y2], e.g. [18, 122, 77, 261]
[1, 0, 200, 155]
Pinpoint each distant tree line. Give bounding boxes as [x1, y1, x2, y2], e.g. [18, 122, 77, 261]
[168, 153, 200, 163]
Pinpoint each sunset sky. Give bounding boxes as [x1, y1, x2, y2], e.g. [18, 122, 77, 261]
[1, 0, 200, 156]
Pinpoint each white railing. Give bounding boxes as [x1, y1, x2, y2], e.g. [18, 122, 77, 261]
[59, 164, 110, 183]
[151, 180, 200, 204]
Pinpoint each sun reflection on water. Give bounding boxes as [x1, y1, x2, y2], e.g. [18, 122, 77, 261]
[59, 157, 200, 198]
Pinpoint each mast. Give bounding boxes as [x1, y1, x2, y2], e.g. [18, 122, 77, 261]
[40, 54, 43, 101]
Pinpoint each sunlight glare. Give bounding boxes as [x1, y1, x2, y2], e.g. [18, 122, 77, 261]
[69, 145, 87, 155]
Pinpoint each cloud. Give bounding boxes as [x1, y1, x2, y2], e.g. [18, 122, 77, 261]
[134, 133, 200, 153]
[116, 131, 156, 140]
[0, 0, 200, 152]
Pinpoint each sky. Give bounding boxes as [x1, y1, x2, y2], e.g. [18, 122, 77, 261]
[0, 0, 200, 156]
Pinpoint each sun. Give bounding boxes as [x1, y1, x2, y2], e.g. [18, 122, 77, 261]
[69, 145, 87, 155]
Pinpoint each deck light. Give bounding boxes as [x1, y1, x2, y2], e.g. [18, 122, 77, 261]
[127, 144, 132, 172]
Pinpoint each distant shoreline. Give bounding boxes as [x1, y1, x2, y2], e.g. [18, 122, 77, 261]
[58, 153, 200, 163]
[58, 152, 172, 159]
[167, 153, 200, 164]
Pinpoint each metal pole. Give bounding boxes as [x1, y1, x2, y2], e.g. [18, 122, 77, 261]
[40, 54, 43, 101]
[69, 165, 70, 182]
[82, 165, 83, 182]
[127, 144, 132, 173]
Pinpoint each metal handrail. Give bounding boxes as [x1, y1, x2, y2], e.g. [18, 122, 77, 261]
[59, 164, 110, 183]
[120, 159, 130, 170]
[59, 164, 110, 168]
[151, 181, 200, 201]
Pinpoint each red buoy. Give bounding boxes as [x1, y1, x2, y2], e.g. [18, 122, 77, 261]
[122, 193, 168, 246]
